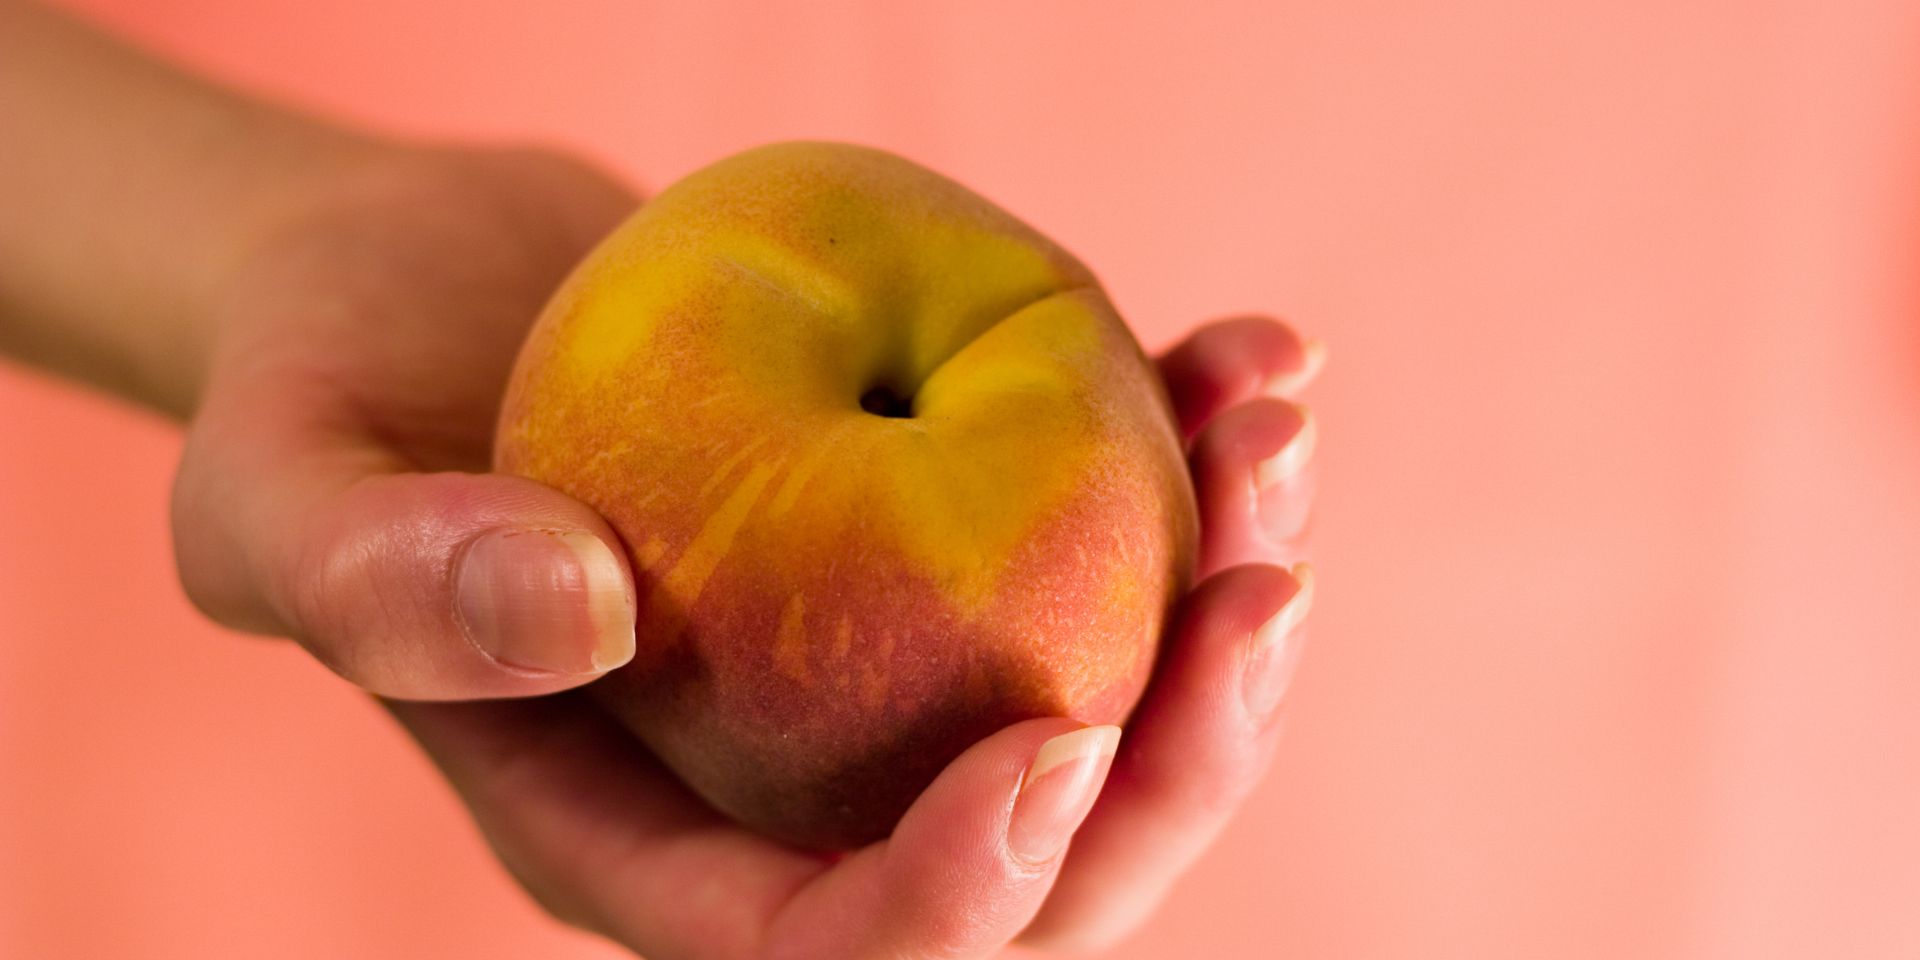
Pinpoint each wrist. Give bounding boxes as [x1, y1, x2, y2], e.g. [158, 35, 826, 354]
[176, 116, 400, 403]
[0, 0, 402, 418]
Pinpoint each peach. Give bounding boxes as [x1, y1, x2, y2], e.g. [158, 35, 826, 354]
[495, 142, 1197, 848]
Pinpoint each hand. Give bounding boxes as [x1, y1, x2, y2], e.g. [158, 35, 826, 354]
[175, 142, 1321, 958]
[3, 6, 1321, 953]
[382, 306, 1321, 953]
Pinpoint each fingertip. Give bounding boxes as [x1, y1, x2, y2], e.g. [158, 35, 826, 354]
[1176, 563, 1308, 662]
[454, 526, 637, 678]
[1132, 563, 1315, 777]
[1243, 563, 1316, 721]
[1190, 399, 1317, 574]
[1193, 397, 1311, 471]
[1264, 335, 1328, 398]
[1252, 403, 1316, 488]
[1008, 724, 1121, 865]
[1015, 564, 1311, 949]
[1158, 315, 1318, 436]
[841, 718, 1097, 954]
[891, 717, 1088, 858]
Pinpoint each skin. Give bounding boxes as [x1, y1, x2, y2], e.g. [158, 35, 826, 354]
[498, 142, 1200, 848]
[0, 1, 1322, 956]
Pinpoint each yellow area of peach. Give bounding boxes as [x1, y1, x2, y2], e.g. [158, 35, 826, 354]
[773, 592, 810, 682]
[635, 535, 669, 571]
[643, 459, 780, 638]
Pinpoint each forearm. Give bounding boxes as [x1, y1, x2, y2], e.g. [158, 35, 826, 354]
[0, 0, 379, 417]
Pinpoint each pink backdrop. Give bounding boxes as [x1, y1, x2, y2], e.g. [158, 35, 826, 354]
[5, 1, 1920, 956]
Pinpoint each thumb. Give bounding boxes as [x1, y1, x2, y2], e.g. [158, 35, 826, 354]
[174, 425, 636, 700]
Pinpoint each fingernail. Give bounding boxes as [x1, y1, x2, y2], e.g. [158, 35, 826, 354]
[1243, 564, 1315, 719]
[1265, 337, 1328, 397]
[1255, 404, 1316, 488]
[1008, 725, 1121, 865]
[456, 529, 636, 675]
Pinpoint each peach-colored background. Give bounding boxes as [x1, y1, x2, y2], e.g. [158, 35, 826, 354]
[5, 1, 1920, 957]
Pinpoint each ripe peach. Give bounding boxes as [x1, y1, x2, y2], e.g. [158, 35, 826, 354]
[496, 142, 1196, 848]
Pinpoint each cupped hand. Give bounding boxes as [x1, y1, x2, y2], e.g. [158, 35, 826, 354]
[394, 312, 1322, 959]
[173, 144, 1322, 957]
